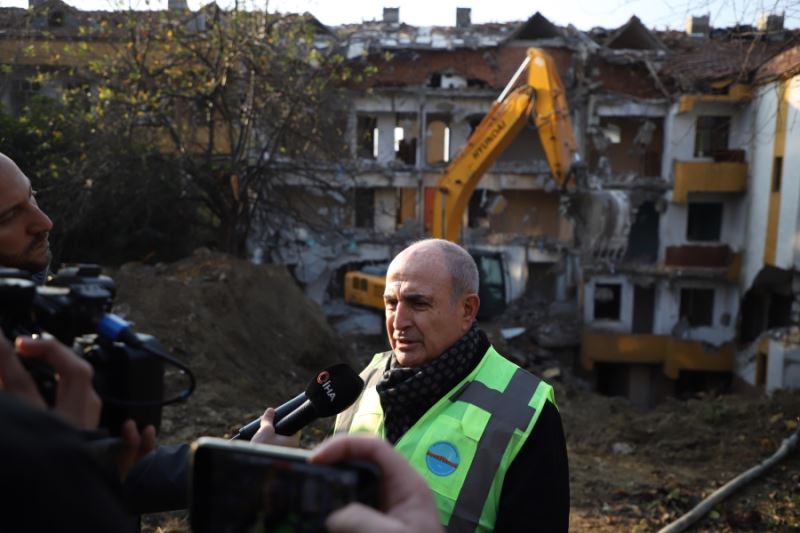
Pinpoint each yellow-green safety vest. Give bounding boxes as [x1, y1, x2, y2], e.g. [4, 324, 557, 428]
[334, 346, 556, 533]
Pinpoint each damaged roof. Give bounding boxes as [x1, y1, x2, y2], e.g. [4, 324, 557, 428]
[336, 20, 517, 54]
[658, 30, 791, 88]
[1, 4, 797, 92]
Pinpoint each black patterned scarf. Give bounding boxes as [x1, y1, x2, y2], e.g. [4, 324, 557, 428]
[376, 323, 489, 443]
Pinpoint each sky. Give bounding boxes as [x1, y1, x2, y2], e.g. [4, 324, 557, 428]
[0, 0, 797, 31]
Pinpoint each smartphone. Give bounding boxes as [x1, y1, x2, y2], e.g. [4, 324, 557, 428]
[190, 437, 381, 533]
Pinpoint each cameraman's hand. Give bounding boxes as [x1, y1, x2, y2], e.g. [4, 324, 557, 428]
[251, 407, 300, 447]
[0, 335, 101, 429]
[117, 419, 157, 481]
[311, 435, 443, 533]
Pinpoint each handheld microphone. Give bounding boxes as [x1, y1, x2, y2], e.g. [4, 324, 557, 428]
[232, 363, 363, 440]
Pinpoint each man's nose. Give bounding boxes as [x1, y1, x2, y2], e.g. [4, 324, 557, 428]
[28, 205, 53, 234]
[392, 301, 412, 330]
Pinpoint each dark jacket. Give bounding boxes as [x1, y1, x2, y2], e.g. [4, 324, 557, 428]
[0, 393, 135, 532]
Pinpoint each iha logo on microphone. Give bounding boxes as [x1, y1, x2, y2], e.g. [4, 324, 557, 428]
[316, 370, 336, 401]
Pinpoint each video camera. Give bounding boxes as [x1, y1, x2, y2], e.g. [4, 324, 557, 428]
[0, 264, 194, 435]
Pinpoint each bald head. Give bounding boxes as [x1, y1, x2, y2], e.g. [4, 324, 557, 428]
[383, 239, 480, 367]
[391, 239, 479, 302]
[0, 153, 22, 177]
[0, 152, 53, 272]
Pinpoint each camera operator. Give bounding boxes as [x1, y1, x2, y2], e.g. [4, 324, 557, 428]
[0, 153, 173, 512]
[0, 150, 448, 530]
[0, 153, 53, 282]
[0, 333, 154, 531]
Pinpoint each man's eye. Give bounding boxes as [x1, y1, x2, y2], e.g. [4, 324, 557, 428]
[0, 210, 16, 224]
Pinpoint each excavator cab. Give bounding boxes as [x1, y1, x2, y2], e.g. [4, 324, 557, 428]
[471, 250, 507, 320]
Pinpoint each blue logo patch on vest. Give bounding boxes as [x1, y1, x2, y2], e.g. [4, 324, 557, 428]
[425, 441, 460, 476]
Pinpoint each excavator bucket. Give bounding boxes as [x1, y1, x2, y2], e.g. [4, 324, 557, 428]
[562, 187, 633, 260]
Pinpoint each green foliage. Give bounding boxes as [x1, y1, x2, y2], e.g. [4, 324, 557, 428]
[58, 8, 361, 256]
[0, 98, 207, 265]
[3, 6, 369, 263]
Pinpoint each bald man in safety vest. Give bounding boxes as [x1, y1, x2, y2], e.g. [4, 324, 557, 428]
[334, 239, 569, 533]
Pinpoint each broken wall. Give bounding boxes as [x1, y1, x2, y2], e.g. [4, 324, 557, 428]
[736, 337, 800, 393]
[653, 279, 739, 346]
[767, 341, 800, 392]
[474, 189, 561, 236]
[593, 60, 664, 99]
[281, 186, 349, 231]
[361, 46, 573, 92]
[667, 100, 751, 163]
[661, 194, 746, 257]
[374, 188, 398, 233]
[584, 275, 739, 346]
[583, 275, 636, 333]
[588, 116, 664, 176]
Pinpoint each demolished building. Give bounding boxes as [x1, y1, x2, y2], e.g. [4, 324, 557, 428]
[321, 8, 800, 403]
[1, 3, 799, 401]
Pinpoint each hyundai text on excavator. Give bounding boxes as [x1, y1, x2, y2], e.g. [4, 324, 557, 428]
[344, 48, 631, 317]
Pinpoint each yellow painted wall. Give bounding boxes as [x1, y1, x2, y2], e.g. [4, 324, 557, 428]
[672, 161, 747, 202]
[581, 330, 734, 379]
[764, 80, 789, 266]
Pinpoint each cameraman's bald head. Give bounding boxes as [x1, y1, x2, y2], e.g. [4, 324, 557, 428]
[0, 153, 53, 271]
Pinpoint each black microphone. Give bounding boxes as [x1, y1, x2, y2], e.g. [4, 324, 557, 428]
[232, 363, 363, 440]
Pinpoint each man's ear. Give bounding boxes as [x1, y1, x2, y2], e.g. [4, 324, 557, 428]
[461, 293, 480, 330]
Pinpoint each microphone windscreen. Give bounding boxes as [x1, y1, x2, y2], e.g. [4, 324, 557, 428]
[304, 363, 364, 417]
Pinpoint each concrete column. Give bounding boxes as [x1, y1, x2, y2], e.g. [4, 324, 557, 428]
[374, 188, 397, 234]
[346, 111, 358, 159]
[791, 273, 800, 326]
[376, 114, 396, 163]
[449, 120, 472, 159]
[628, 364, 656, 408]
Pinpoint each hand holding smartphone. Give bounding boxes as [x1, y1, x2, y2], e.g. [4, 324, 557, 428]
[190, 437, 380, 533]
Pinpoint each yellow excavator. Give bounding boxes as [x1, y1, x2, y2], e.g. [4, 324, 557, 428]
[344, 48, 630, 316]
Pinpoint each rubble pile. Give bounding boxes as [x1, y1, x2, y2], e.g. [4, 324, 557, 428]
[107, 252, 797, 531]
[112, 249, 350, 444]
[481, 293, 799, 531]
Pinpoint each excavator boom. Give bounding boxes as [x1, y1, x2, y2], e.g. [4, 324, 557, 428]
[432, 48, 578, 241]
[344, 48, 631, 313]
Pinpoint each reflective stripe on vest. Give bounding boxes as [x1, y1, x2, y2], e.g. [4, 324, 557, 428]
[333, 347, 555, 532]
[445, 368, 540, 531]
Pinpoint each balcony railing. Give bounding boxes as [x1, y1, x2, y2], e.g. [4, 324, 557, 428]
[672, 160, 747, 202]
[581, 331, 735, 379]
[664, 245, 741, 281]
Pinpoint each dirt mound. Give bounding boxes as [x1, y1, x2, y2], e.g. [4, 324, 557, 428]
[111, 249, 349, 443]
[481, 293, 800, 532]
[108, 254, 798, 532]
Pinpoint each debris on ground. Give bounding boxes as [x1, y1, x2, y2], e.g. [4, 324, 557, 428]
[112, 249, 350, 444]
[110, 253, 799, 531]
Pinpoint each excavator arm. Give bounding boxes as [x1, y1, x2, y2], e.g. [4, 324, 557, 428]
[431, 48, 579, 241]
[344, 48, 631, 312]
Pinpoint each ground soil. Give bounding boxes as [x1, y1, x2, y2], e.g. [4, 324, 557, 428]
[112, 252, 799, 532]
